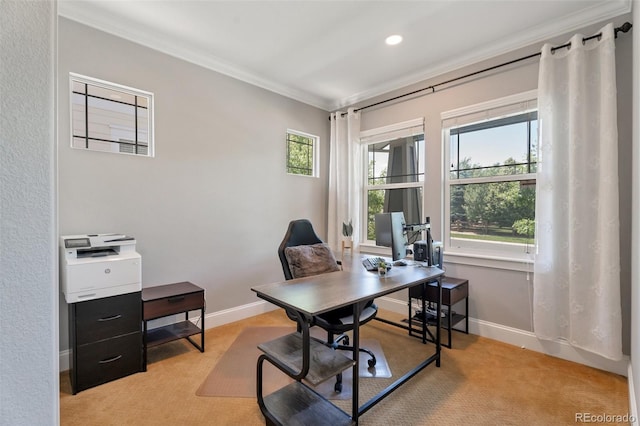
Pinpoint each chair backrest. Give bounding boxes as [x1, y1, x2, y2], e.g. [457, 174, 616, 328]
[278, 219, 323, 280]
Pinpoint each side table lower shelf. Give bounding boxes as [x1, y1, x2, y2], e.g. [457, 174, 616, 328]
[145, 320, 203, 348]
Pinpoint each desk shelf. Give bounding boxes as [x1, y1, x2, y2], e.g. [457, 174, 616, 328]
[263, 382, 353, 426]
[257, 331, 354, 425]
[257, 331, 355, 425]
[258, 332, 354, 386]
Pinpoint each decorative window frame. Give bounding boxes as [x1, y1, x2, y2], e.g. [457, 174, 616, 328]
[69, 73, 154, 157]
[286, 129, 319, 177]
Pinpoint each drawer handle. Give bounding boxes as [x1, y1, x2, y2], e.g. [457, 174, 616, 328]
[99, 355, 122, 364]
[168, 296, 185, 303]
[97, 314, 122, 322]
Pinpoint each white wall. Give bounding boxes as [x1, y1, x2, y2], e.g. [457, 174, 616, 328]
[0, 1, 59, 424]
[357, 15, 633, 374]
[57, 18, 330, 351]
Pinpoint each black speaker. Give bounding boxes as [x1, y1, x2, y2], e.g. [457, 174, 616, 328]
[413, 240, 429, 261]
[413, 240, 443, 267]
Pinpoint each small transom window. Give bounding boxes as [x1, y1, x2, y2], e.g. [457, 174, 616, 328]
[286, 130, 318, 177]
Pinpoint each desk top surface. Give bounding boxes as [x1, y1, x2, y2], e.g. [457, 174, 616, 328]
[252, 255, 444, 316]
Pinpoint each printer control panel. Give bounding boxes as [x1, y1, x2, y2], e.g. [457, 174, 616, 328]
[64, 238, 90, 249]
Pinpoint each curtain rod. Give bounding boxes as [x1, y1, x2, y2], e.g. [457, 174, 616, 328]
[333, 21, 632, 118]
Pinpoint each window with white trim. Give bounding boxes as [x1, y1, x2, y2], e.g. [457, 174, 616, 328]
[286, 130, 319, 177]
[442, 91, 537, 260]
[361, 119, 425, 244]
[70, 73, 154, 157]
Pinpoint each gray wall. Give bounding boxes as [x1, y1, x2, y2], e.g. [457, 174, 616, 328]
[631, 0, 639, 416]
[356, 15, 633, 355]
[57, 18, 330, 351]
[56, 9, 633, 370]
[1, 1, 59, 424]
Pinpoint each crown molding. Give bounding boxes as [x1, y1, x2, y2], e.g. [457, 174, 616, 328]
[59, 0, 631, 113]
[58, 2, 334, 111]
[333, 0, 632, 110]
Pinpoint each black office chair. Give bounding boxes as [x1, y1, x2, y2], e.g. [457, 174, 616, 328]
[278, 219, 377, 392]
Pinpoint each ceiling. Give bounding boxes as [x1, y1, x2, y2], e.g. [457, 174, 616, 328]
[58, 0, 631, 111]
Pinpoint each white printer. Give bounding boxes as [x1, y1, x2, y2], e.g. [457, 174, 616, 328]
[60, 233, 142, 303]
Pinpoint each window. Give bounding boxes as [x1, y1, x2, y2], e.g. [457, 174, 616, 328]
[286, 130, 318, 177]
[70, 73, 154, 157]
[443, 91, 537, 260]
[361, 119, 425, 244]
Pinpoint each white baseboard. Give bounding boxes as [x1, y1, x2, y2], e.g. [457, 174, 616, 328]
[629, 364, 638, 424]
[60, 297, 628, 378]
[202, 300, 279, 328]
[375, 296, 630, 377]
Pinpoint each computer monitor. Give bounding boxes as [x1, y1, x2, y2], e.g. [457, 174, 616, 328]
[375, 212, 409, 261]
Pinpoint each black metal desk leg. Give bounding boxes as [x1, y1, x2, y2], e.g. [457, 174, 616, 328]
[421, 283, 427, 344]
[352, 302, 361, 424]
[436, 277, 442, 367]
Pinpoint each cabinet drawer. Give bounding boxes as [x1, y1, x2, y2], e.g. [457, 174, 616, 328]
[143, 291, 203, 320]
[74, 292, 141, 345]
[427, 279, 468, 306]
[74, 331, 141, 392]
[410, 278, 468, 306]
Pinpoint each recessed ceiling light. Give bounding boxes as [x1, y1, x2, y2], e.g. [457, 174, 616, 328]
[385, 35, 403, 46]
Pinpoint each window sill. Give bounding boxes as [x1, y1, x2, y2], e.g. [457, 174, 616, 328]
[359, 243, 533, 272]
[444, 250, 533, 272]
[358, 243, 390, 257]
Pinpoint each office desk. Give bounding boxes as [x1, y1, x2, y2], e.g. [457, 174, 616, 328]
[251, 257, 444, 425]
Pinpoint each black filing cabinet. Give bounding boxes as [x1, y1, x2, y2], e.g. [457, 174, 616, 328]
[68, 291, 142, 394]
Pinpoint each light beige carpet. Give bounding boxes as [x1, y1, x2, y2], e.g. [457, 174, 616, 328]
[195, 326, 391, 400]
[60, 310, 629, 426]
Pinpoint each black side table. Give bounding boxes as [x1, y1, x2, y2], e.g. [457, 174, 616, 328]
[142, 281, 205, 370]
[408, 276, 469, 348]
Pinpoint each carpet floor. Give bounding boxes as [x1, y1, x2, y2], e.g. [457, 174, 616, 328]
[59, 309, 629, 425]
[195, 325, 391, 400]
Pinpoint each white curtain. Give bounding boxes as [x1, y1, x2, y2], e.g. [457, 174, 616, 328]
[328, 108, 361, 250]
[533, 23, 622, 360]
